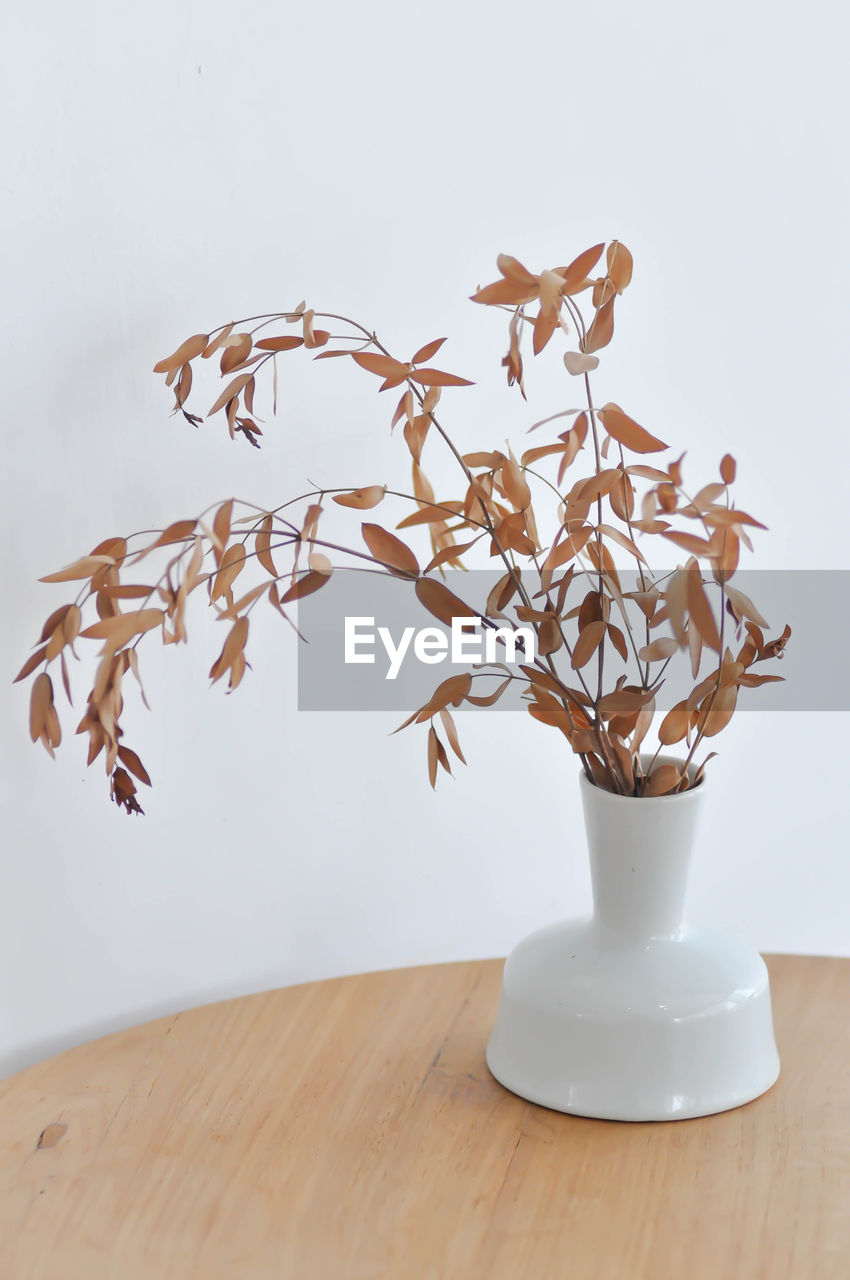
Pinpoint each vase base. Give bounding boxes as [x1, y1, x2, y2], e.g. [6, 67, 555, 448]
[486, 917, 781, 1122]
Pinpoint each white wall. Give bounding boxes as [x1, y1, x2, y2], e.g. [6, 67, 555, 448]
[2, 0, 848, 1079]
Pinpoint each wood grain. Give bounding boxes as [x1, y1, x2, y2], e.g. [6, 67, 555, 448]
[0, 955, 847, 1279]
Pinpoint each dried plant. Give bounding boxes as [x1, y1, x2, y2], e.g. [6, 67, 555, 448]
[18, 242, 790, 812]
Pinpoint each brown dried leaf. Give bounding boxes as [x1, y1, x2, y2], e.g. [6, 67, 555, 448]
[692, 753, 717, 786]
[361, 524, 419, 578]
[211, 544, 246, 602]
[427, 726, 439, 788]
[638, 636, 679, 662]
[571, 619, 606, 670]
[606, 623, 628, 662]
[220, 334, 252, 375]
[415, 673, 473, 722]
[584, 754, 612, 788]
[564, 350, 600, 375]
[213, 499, 233, 558]
[39, 605, 74, 642]
[465, 675, 512, 708]
[403, 414, 430, 463]
[14, 645, 49, 683]
[79, 609, 165, 649]
[530, 306, 558, 355]
[712, 526, 740, 582]
[644, 764, 682, 796]
[690, 618, 705, 677]
[121, 648, 148, 711]
[202, 324, 235, 359]
[537, 616, 562, 657]
[333, 486, 386, 510]
[608, 474, 636, 524]
[29, 673, 53, 743]
[485, 571, 516, 616]
[59, 651, 72, 705]
[658, 700, 691, 745]
[725, 584, 769, 628]
[174, 362, 193, 409]
[500, 450, 531, 511]
[279, 571, 330, 604]
[409, 367, 474, 388]
[143, 520, 198, 553]
[255, 335, 304, 352]
[605, 241, 634, 294]
[631, 697, 655, 754]
[495, 253, 538, 285]
[58, 606, 80, 650]
[699, 685, 738, 736]
[471, 278, 537, 306]
[464, 451, 504, 469]
[663, 530, 715, 556]
[397, 502, 464, 529]
[117, 745, 152, 787]
[256, 515, 278, 578]
[308, 551, 332, 575]
[438, 707, 466, 763]
[490, 514, 535, 558]
[594, 524, 648, 567]
[153, 333, 209, 374]
[424, 540, 477, 572]
[412, 337, 447, 365]
[392, 390, 415, 431]
[44, 703, 62, 754]
[209, 616, 249, 683]
[243, 377, 257, 418]
[683, 483, 728, 515]
[351, 351, 410, 390]
[598, 404, 667, 454]
[219, 581, 272, 620]
[301, 310, 329, 349]
[415, 578, 476, 626]
[542, 524, 593, 573]
[39, 555, 115, 584]
[434, 734, 452, 776]
[520, 442, 567, 467]
[609, 734, 635, 789]
[597, 688, 654, 717]
[101, 584, 156, 600]
[91, 536, 126, 563]
[582, 298, 615, 353]
[557, 243, 605, 294]
[527, 698, 573, 737]
[686, 573, 721, 652]
[208, 371, 253, 414]
[578, 465, 624, 499]
[687, 672, 720, 715]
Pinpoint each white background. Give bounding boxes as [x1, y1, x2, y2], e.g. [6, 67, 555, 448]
[2, 0, 848, 1079]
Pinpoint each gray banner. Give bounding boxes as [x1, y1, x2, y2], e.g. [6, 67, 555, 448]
[295, 569, 848, 712]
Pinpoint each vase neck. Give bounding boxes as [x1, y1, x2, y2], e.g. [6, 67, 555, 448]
[581, 776, 704, 940]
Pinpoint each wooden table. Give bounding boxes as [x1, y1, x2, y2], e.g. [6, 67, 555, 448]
[0, 955, 847, 1278]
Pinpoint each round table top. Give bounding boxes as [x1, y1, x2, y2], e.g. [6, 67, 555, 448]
[0, 953, 848, 1279]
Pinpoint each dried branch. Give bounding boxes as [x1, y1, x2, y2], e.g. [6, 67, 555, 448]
[18, 241, 790, 809]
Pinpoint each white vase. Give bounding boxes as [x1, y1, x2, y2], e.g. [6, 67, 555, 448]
[486, 757, 780, 1121]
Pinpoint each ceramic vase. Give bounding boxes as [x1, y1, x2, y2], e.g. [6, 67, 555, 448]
[486, 758, 780, 1121]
